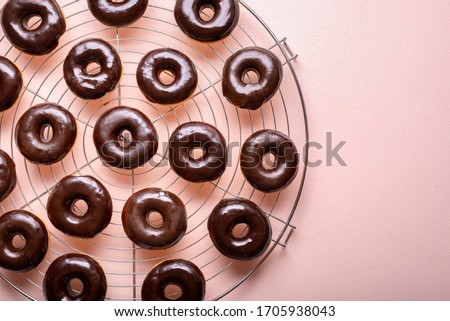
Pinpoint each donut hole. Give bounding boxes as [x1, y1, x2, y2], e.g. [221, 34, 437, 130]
[85, 60, 102, 76]
[119, 129, 133, 148]
[67, 278, 84, 297]
[11, 234, 26, 250]
[262, 152, 278, 170]
[231, 222, 250, 239]
[242, 68, 261, 84]
[40, 124, 54, 143]
[189, 146, 206, 161]
[163, 283, 183, 300]
[146, 211, 164, 228]
[199, 4, 215, 22]
[71, 199, 89, 217]
[23, 14, 43, 31]
[158, 69, 176, 85]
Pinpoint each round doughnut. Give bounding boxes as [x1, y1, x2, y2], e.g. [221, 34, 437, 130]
[141, 259, 205, 301]
[208, 198, 272, 260]
[88, 0, 148, 27]
[47, 175, 113, 238]
[64, 38, 122, 100]
[137, 48, 198, 105]
[0, 210, 48, 272]
[240, 129, 299, 192]
[0, 149, 16, 202]
[169, 121, 227, 182]
[0, 56, 22, 112]
[222, 47, 283, 110]
[43, 253, 107, 301]
[93, 106, 158, 169]
[174, 0, 240, 42]
[122, 188, 187, 250]
[1, 0, 66, 55]
[15, 103, 77, 165]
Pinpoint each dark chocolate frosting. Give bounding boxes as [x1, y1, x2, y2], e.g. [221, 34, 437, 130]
[0, 210, 48, 272]
[137, 48, 198, 105]
[44, 253, 107, 301]
[0, 56, 22, 112]
[240, 129, 299, 192]
[93, 106, 158, 169]
[0, 149, 16, 202]
[222, 47, 283, 110]
[88, 0, 149, 27]
[64, 38, 122, 100]
[47, 175, 113, 238]
[208, 198, 272, 260]
[1, 0, 66, 55]
[174, 0, 240, 42]
[15, 103, 77, 165]
[169, 121, 227, 182]
[122, 188, 187, 249]
[141, 259, 205, 301]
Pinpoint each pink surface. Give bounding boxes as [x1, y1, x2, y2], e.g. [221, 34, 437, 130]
[228, 0, 450, 300]
[1, 0, 450, 300]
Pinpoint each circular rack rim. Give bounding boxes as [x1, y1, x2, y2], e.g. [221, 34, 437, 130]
[0, 0, 310, 301]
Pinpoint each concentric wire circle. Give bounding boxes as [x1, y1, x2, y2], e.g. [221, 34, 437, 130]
[0, 0, 308, 300]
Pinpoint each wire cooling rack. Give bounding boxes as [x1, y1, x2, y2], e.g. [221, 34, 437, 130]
[0, 0, 308, 300]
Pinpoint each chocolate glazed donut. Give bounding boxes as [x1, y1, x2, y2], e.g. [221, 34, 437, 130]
[88, 0, 149, 27]
[174, 0, 240, 42]
[137, 48, 198, 105]
[47, 175, 113, 238]
[64, 38, 122, 100]
[241, 129, 299, 192]
[208, 198, 272, 260]
[169, 121, 227, 182]
[44, 253, 107, 301]
[141, 259, 205, 301]
[0, 149, 16, 202]
[1, 0, 66, 55]
[0, 57, 22, 112]
[0, 210, 48, 272]
[93, 107, 158, 169]
[15, 103, 77, 165]
[122, 188, 187, 249]
[222, 47, 283, 110]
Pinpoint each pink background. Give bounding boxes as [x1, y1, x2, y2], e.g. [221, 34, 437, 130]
[229, 0, 450, 300]
[1, 0, 450, 300]
[226, 0, 450, 300]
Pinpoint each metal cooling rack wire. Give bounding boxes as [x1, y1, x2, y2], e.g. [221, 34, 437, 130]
[0, 0, 308, 300]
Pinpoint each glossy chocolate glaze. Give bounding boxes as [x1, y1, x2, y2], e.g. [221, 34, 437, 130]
[141, 259, 205, 301]
[122, 188, 187, 249]
[208, 198, 272, 260]
[0, 210, 48, 272]
[222, 47, 283, 110]
[137, 48, 198, 104]
[1, 0, 66, 55]
[64, 38, 122, 100]
[15, 103, 77, 165]
[93, 106, 158, 169]
[47, 175, 113, 238]
[174, 0, 240, 42]
[169, 121, 227, 182]
[44, 253, 107, 301]
[0, 149, 16, 202]
[0, 57, 22, 112]
[88, 0, 148, 27]
[240, 129, 299, 192]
